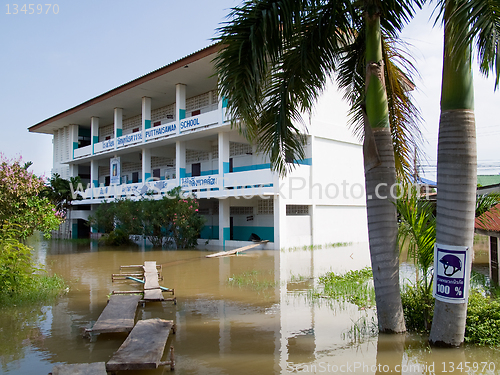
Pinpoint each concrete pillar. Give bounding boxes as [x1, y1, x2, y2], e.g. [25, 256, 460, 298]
[68, 163, 78, 178]
[176, 141, 186, 179]
[142, 148, 151, 182]
[90, 160, 99, 198]
[114, 108, 123, 146]
[69, 124, 79, 159]
[219, 198, 230, 251]
[273, 195, 283, 249]
[218, 132, 230, 178]
[142, 97, 151, 133]
[176, 83, 186, 121]
[91, 117, 99, 155]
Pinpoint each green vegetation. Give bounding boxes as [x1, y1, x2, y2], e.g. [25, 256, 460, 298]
[317, 265, 500, 346]
[0, 155, 62, 239]
[88, 187, 205, 248]
[228, 270, 277, 291]
[0, 156, 66, 305]
[281, 242, 352, 252]
[317, 268, 375, 308]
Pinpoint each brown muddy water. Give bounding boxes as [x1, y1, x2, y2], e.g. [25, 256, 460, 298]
[0, 238, 499, 374]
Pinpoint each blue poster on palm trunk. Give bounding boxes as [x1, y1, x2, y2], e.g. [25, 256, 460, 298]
[433, 243, 471, 304]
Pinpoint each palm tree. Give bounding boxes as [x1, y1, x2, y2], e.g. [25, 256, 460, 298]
[428, 0, 500, 347]
[214, 0, 423, 333]
[43, 173, 83, 238]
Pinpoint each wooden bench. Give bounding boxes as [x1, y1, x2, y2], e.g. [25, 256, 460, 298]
[85, 294, 141, 335]
[106, 318, 175, 372]
[49, 362, 107, 375]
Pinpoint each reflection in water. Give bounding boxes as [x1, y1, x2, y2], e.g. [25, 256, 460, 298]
[0, 239, 499, 374]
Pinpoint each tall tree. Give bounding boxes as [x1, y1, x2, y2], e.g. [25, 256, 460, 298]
[429, 0, 500, 346]
[214, 0, 422, 333]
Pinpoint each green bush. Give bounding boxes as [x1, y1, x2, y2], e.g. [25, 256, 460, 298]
[0, 226, 67, 305]
[88, 187, 205, 248]
[401, 284, 434, 332]
[465, 291, 500, 346]
[400, 284, 500, 346]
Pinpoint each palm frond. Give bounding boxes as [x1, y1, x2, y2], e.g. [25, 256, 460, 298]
[451, 0, 500, 90]
[214, 0, 355, 176]
[337, 28, 423, 180]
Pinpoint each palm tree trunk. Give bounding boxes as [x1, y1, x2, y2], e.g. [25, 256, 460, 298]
[429, 1, 476, 346]
[364, 12, 406, 333]
[428, 110, 476, 346]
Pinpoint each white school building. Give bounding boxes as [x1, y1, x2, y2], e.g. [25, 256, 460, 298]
[29, 44, 368, 249]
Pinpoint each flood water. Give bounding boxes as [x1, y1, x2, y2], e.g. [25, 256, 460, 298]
[1, 238, 499, 374]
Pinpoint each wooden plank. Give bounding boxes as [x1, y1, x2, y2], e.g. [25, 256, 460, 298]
[205, 240, 269, 258]
[50, 362, 107, 375]
[106, 318, 174, 372]
[143, 261, 164, 301]
[87, 295, 141, 334]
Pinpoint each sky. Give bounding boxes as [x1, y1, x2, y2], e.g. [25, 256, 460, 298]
[1, 1, 499, 181]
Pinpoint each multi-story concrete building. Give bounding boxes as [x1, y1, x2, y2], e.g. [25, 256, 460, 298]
[29, 44, 368, 249]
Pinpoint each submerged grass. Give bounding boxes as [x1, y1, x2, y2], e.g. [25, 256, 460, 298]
[0, 273, 67, 307]
[228, 270, 277, 291]
[316, 267, 375, 309]
[281, 242, 352, 252]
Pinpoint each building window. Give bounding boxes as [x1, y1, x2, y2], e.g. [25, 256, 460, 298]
[230, 206, 254, 215]
[257, 199, 274, 214]
[132, 172, 139, 183]
[132, 127, 140, 133]
[286, 205, 309, 216]
[192, 163, 201, 177]
[153, 169, 161, 180]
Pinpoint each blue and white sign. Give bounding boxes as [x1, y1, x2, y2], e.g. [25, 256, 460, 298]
[145, 123, 177, 140]
[117, 132, 142, 148]
[181, 175, 218, 189]
[110, 157, 121, 185]
[433, 243, 471, 304]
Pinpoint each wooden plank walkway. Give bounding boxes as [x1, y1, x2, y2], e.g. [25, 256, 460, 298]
[49, 362, 107, 375]
[106, 318, 175, 372]
[86, 295, 141, 334]
[143, 261, 164, 301]
[206, 240, 269, 258]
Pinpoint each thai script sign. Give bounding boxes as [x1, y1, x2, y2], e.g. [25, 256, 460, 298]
[433, 243, 471, 304]
[181, 175, 218, 189]
[94, 139, 114, 153]
[117, 132, 142, 148]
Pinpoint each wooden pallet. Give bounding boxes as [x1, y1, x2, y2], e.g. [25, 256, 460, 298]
[206, 240, 269, 258]
[106, 318, 175, 372]
[49, 362, 107, 375]
[85, 294, 141, 335]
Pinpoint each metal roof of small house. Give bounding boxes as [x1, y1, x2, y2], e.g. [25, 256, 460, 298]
[477, 175, 500, 187]
[475, 203, 500, 234]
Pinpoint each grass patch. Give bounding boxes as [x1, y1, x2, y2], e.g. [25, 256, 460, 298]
[281, 242, 352, 252]
[316, 267, 375, 308]
[0, 273, 67, 307]
[228, 270, 277, 291]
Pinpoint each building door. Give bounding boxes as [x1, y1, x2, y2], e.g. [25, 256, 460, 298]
[230, 217, 234, 240]
[491, 236, 499, 285]
[192, 163, 201, 177]
[229, 158, 233, 173]
[132, 172, 139, 183]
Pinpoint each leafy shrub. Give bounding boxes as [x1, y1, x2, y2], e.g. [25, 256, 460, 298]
[401, 284, 434, 332]
[0, 226, 67, 305]
[465, 291, 500, 346]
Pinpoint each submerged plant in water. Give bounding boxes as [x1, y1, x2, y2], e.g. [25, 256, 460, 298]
[317, 267, 375, 309]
